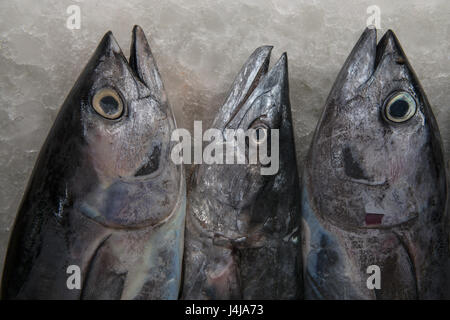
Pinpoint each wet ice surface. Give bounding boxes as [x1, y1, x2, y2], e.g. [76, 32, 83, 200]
[0, 0, 449, 278]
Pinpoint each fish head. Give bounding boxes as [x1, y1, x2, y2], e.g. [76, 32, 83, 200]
[74, 26, 173, 185]
[1, 26, 183, 299]
[192, 48, 294, 240]
[194, 47, 288, 208]
[308, 28, 446, 230]
[37, 26, 181, 228]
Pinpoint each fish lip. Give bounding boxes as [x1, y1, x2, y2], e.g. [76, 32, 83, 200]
[367, 28, 409, 79]
[355, 28, 405, 76]
[100, 30, 123, 55]
[224, 49, 272, 125]
[374, 29, 408, 70]
[129, 25, 166, 100]
[129, 25, 146, 84]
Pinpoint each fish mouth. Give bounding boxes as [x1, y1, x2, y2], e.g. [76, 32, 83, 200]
[128, 25, 167, 105]
[214, 48, 289, 134]
[374, 29, 408, 71]
[129, 25, 155, 88]
[128, 25, 166, 178]
[211, 46, 273, 130]
[337, 27, 409, 93]
[223, 48, 273, 128]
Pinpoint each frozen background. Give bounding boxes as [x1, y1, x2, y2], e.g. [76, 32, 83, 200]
[0, 0, 449, 279]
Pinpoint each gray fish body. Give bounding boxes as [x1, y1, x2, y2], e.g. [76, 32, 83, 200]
[302, 28, 449, 299]
[1, 26, 185, 300]
[182, 48, 302, 299]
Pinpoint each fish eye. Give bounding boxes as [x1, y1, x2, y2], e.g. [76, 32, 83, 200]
[383, 91, 417, 123]
[250, 124, 269, 145]
[92, 88, 124, 120]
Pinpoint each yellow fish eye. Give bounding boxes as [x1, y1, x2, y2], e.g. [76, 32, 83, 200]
[92, 88, 124, 120]
[384, 91, 417, 123]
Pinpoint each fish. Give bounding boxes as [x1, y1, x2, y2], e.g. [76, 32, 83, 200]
[181, 47, 302, 299]
[1, 25, 186, 300]
[301, 28, 449, 299]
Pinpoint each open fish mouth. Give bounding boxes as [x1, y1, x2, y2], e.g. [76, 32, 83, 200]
[126, 25, 167, 179]
[211, 46, 272, 130]
[224, 47, 272, 127]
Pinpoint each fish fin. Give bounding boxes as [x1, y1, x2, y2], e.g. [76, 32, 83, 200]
[81, 236, 127, 300]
